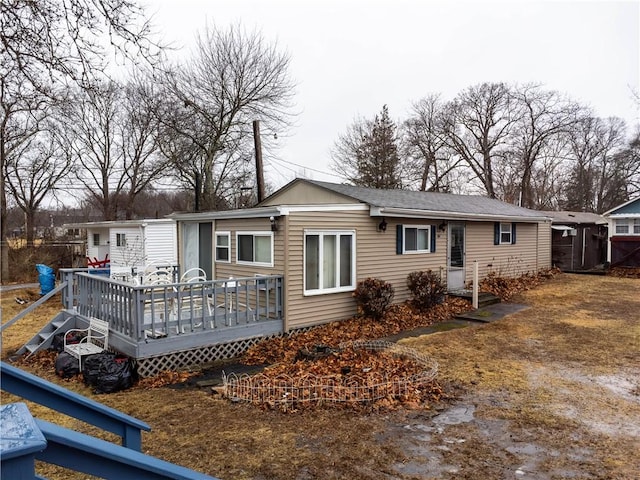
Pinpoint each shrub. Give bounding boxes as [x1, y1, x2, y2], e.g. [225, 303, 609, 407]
[406, 270, 446, 310]
[352, 278, 395, 320]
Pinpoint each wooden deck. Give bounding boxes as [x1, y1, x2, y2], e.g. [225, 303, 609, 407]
[59, 269, 285, 362]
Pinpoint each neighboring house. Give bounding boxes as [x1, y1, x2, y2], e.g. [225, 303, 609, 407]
[171, 179, 552, 330]
[65, 219, 178, 273]
[602, 197, 640, 267]
[541, 211, 608, 271]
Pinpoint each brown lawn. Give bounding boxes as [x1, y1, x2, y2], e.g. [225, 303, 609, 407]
[2, 272, 639, 479]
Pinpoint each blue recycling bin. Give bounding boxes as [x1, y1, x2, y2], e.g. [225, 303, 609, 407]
[36, 264, 55, 295]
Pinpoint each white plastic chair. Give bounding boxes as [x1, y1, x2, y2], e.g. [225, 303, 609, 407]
[180, 267, 207, 283]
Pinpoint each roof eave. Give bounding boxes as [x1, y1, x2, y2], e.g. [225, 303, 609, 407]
[370, 206, 551, 223]
[168, 207, 285, 222]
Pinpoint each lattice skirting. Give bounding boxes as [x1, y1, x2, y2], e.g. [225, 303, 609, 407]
[135, 327, 313, 378]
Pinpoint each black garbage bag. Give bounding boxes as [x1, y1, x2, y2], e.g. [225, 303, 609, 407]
[83, 352, 137, 394]
[51, 331, 85, 353]
[55, 351, 79, 378]
[82, 352, 115, 386]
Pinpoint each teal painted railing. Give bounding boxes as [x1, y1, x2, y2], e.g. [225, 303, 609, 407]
[0, 362, 218, 479]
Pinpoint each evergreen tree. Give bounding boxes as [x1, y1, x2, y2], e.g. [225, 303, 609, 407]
[331, 105, 403, 189]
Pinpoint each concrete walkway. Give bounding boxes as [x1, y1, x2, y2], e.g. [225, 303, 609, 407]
[454, 302, 530, 323]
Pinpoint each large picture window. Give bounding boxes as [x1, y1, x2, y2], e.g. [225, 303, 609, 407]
[215, 232, 230, 262]
[304, 231, 355, 295]
[236, 232, 273, 266]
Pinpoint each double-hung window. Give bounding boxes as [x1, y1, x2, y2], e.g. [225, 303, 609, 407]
[215, 232, 230, 262]
[494, 222, 517, 245]
[615, 219, 640, 235]
[116, 233, 126, 247]
[615, 219, 629, 234]
[403, 226, 432, 253]
[236, 232, 273, 267]
[304, 230, 355, 295]
[499, 223, 512, 244]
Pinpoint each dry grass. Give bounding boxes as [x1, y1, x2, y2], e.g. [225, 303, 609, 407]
[2, 274, 640, 479]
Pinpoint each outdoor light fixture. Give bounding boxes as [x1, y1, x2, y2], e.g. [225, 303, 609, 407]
[377, 218, 388, 232]
[270, 216, 279, 232]
[438, 221, 447, 232]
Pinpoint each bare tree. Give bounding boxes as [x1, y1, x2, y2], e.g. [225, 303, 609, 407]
[443, 82, 516, 197]
[59, 82, 124, 220]
[1, 0, 160, 277]
[0, 68, 51, 275]
[118, 77, 170, 218]
[508, 84, 581, 208]
[1, 0, 159, 90]
[156, 24, 295, 211]
[3, 121, 74, 244]
[562, 116, 629, 212]
[331, 105, 403, 189]
[403, 94, 462, 192]
[618, 129, 640, 197]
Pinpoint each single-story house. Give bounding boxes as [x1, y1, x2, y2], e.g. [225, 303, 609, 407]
[171, 179, 552, 330]
[602, 197, 640, 267]
[23, 180, 553, 376]
[540, 211, 608, 271]
[64, 219, 178, 275]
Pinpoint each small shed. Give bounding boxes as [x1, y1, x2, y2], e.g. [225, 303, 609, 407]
[65, 219, 178, 273]
[603, 197, 640, 267]
[541, 211, 608, 271]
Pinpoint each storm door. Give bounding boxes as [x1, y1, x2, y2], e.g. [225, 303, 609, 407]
[447, 222, 465, 291]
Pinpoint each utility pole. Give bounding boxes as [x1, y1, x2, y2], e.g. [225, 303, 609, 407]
[253, 120, 265, 204]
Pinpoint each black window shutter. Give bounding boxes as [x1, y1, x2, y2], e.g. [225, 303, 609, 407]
[430, 225, 436, 252]
[511, 223, 517, 244]
[396, 224, 403, 254]
[494, 222, 500, 245]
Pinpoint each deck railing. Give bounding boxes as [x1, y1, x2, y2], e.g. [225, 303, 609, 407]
[59, 269, 283, 342]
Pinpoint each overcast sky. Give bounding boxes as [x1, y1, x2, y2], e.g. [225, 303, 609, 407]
[148, 0, 640, 191]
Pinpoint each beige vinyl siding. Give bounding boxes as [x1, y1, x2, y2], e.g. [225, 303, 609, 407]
[464, 222, 540, 284]
[261, 181, 356, 205]
[212, 217, 285, 280]
[285, 211, 446, 330]
[537, 221, 552, 269]
[360, 219, 447, 303]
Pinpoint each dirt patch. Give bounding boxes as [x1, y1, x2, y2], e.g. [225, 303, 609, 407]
[3, 273, 640, 479]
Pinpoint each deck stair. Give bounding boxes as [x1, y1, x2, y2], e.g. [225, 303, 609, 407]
[447, 289, 501, 308]
[15, 311, 78, 358]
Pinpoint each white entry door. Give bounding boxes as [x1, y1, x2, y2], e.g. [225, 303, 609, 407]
[447, 222, 465, 290]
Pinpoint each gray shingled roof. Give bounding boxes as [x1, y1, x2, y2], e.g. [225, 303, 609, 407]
[307, 180, 548, 219]
[539, 210, 605, 224]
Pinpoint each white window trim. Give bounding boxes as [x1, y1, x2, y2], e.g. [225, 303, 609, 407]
[614, 218, 640, 235]
[402, 225, 432, 254]
[499, 222, 512, 245]
[235, 231, 274, 267]
[116, 233, 126, 247]
[303, 229, 356, 296]
[214, 231, 231, 263]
